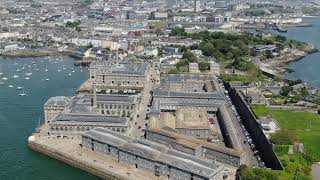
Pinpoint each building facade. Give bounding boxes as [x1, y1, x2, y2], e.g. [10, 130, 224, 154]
[89, 61, 148, 90]
[82, 128, 224, 180]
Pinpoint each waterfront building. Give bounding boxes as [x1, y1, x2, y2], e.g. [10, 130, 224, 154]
[44, 96, 72, 123]
[46, 92, 140, 137]
[82, 127, 224, 180]
[89, 61, 148, 90]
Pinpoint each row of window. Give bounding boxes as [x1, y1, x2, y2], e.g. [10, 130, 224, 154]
[50, 125, 126, 133]
[97, 103, 134, 110]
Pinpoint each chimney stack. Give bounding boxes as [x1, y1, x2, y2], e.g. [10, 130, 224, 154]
[92, 82, 97, 110]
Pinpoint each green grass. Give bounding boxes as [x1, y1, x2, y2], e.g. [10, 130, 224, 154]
[251, 105, 320, 161]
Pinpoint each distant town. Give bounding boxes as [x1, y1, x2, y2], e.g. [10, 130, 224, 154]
[0, 0, 320, 179]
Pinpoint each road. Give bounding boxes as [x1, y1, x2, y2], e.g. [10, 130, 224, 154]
[128, 64, 158, 138]
[218, 82, 260, 167]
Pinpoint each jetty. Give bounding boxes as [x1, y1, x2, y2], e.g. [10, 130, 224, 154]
[28, 132, 162, 180]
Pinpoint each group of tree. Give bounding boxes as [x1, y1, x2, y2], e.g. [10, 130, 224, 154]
[65, 20, 81, 32]
[237, 165, 279, 180]
[280, 85, 293, 96]
[169, 27, 187, 36]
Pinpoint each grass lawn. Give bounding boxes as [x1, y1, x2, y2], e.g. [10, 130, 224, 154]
[251, 105, 320, 161]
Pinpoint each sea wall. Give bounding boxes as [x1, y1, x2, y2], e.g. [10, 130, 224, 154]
[27, 141, 119, 180]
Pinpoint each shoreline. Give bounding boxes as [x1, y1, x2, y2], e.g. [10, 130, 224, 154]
[258, 46, 319, 78]
[0, 48, 74, 58]
[27, 134, 161, 180]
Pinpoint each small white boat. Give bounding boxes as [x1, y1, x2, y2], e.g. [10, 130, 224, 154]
[32, 61, 36, 64]
[25, 72, 32, 76]
[24, 77, 30, 80]
[45, 78, 50, 81]
[16, 69, 20, 72]
[8, 85, 13, 88]
[2, 77, 8, 80]
[12, 75, 19, 78]
[16, 86, 23, 90]
[68, 73, 72, 76]
[58, 69, 61, 72]
[45, 69, 48, 72]
[0, 72, 3, 75]
[28, 65, 31, 68]
[18, 87, 27, 96]
[22, 67, 25, 70]
[19, 92, 27, 96]
[72, 70, 75, 73]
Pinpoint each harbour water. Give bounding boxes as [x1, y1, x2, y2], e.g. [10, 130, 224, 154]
[280, 17, 320, 87]
[0, 56, 100, 179]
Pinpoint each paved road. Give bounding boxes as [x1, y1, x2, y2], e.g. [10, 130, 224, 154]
[129, 65, 158, 138]
[219, 83, 260, 167]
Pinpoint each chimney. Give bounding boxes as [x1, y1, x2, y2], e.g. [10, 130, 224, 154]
[92, 82, 97, 110]
[116, 50, 119, 65]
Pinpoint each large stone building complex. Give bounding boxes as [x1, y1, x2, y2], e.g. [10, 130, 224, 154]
[89, 61, 148, 90]
[150, 74, 225, 114]
[145, 128, 245, 166]
[147, 74, 250, 167]
[45, 92, 141, 137]
[82, 127, 224, 180]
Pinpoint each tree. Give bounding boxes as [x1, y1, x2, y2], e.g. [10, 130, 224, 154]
[182, 51, 197, 62]
[198, 62, 209, 71]
[281, 86, 293, 96]
[275, 35, 287, 43]
[170, 27, 187, 36]
[201, 42, 215, 56]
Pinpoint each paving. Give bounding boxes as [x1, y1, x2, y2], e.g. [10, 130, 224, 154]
[129, 65, 159, 138]
[29, 135, 164, 180]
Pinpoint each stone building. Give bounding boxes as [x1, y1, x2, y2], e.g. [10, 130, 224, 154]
[44, 96, 72, 123]
[145, 128, 245, 167]
[89, 61, 148, 90]
[49, 114, 129, 137]
[82, 128, 224, 180]
[151, 74, 225, 113]
[149, 109, 212, 139]
[46, 92, 140, 137]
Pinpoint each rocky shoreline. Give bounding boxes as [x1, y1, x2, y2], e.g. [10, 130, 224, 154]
[258, 45, 319, 77]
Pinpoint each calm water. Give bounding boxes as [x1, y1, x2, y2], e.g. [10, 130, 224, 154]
[279, 17, 320, 87]
[0, 56, 100, 180]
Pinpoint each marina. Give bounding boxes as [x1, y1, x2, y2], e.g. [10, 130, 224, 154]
[0, 56, 96, 180]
